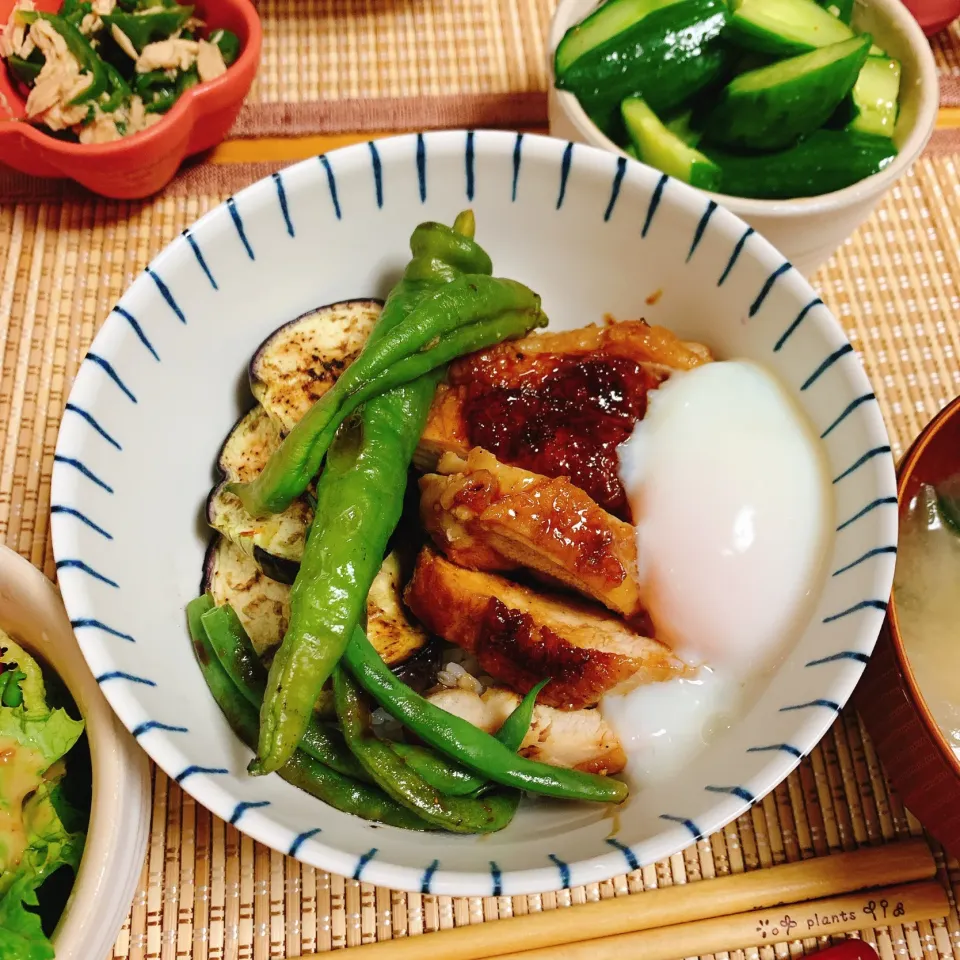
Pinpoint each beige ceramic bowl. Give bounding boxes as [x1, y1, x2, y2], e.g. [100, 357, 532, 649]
[0, 545, 150, 958]
[547, 0, 940, 276]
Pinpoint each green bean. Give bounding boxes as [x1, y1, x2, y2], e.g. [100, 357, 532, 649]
[343, 629, 628, 804]
[334, 668, 519, 833]
[387, 678, 550, 797]
[497, 678, 550, 752]
[185, 596, 429, 829]
[387, 742, 485, 797]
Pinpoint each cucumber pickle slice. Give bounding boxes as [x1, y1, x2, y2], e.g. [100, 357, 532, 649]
[622, 98, 720, 190]
[705, 129, 898, 199]
[848, 56, 901, 137]
[702, 34, 872, 151]
[554, 0, 685, 76]
[725, 0, 854, 56]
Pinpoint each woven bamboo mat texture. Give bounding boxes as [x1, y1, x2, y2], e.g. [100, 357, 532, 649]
[236, 0, 960, 127]
[0, 151, 959, 957]
[934, 19, 960, 104]
[248, 0, 553, 103]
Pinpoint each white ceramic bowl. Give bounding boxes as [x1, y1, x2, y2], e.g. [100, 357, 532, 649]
[51, 130, 897, 896]
[0, 545, 150, 958]
[548, 0, 940, 277]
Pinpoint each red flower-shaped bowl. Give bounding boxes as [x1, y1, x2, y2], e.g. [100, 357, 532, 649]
[0, 0, 260, 198]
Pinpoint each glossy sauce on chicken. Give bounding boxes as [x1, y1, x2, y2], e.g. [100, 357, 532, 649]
[453, 351, 662, 520]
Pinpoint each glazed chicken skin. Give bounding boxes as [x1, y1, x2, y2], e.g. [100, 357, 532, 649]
[405, 547, 693, 709]
[415, 319, 713, 518]
[420, 448, 645, 621]
[427, 685, 627, 775]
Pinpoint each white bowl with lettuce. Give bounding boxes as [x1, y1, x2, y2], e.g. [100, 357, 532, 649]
[548, 0, 939, 277]
[0, 545, 150, 960]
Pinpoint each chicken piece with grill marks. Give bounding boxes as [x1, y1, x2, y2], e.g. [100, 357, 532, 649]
[414, 319, 712, 519]
[420, 447, 645, 622]
[404, 547, 693, 709]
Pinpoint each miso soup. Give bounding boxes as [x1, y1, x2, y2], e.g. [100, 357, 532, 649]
[894, 477, 960, 753]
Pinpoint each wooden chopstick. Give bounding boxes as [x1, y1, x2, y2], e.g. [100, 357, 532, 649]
[484, 880, 949, 960]
[288, 839, 935, 960]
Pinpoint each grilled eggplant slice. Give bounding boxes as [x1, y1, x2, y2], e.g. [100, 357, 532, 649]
[366, 551, 430, 666]
[203, 537, 423, 669]
[203, 535, 291, 657]
[250, 299, 383, 433]
[207, 406, 312, 583]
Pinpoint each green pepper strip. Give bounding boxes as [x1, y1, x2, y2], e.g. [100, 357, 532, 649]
[185, 596, 429, 830]
[208, 28, 240, 66]
[251, 213, 516, 775]
[200, 602, 370, 782]
[18, 11, 108, 104]
[343, 629, 629, 804]
[6, 55, 43, 84]
[334, 668, 520, 833]
[100, 62, 131, 112]
[102, 7, 193, 53]
[63, 1, 92, 26]
[231, 272, 545, 520]
[145, 89, 178, 114]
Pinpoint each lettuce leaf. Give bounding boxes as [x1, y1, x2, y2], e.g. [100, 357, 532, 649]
[0, 780, 84, 959]
[0, 871, 55, 960]
[0, 632, 87, 959]
[0, 705, 84, 771]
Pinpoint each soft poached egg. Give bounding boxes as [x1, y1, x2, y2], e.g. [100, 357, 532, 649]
[604, 360, 831, 785]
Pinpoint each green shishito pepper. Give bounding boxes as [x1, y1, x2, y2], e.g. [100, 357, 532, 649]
[251, 214, 546, 775]
[343, 628, 629, 804]
[208, 27, 240, 65]
[185, 595, 429, 829]
[17, 11, 107, 104]
[333, 668, 521, 833]
[102, 6, 193, 54]
[231, 269, 545, 521]
[199, 602, 369, 782]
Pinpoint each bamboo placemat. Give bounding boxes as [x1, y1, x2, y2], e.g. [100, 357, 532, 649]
[0, 151, 959, 958]
[933, 20, 960, 105]
[234, 0, 960, 131]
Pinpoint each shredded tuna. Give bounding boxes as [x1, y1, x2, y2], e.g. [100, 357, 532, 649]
[110, 23, 138, 60]
[78, 109, 120, 143]
[196, 38, 225, 82]
[78, 95, 162, 142]
[136, 37, 198, 72]
[23, 18, 91, 129]
[0, 0, 33, 59]
[79, 12, 102, 35]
